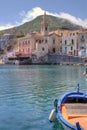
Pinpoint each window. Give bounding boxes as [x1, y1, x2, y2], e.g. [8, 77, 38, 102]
[45, 27, 47, 31]
[82, 35, 84, 39]
[53, 39, 55, 44]
[81, 46, 84, 49]
[65, 40, 67, 45]
[53, 48, 55, 53]
[39, 40, 41, 44]
[45, 39, 47, 43]
[71, 46, 73, 50]
[42, 47, 45, 51]
[73, 33, 75, 36]
[81, 35, 85, 42]
[23, 41, 24, 46]
[72, 39, 74, 44]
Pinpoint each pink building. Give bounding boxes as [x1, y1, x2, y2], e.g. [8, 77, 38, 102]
[15, 36, 31, 58]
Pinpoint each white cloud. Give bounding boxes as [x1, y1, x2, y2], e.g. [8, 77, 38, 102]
[21, 7, 45, 23]
[0, 24, 14, 31]
[20, 7, 57, 24]
[57, 12, 87, 28]
[0, 7, 87, 31]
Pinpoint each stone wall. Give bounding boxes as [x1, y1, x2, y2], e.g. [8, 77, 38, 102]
[47, 54, 84, 64]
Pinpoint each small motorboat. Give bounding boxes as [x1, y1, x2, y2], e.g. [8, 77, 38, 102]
[49, 84, 87, 130]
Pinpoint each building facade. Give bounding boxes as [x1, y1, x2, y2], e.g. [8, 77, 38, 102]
[77, 32, 87, 57]
[62, 30, 87, 57]
[15, 34, 34, 58]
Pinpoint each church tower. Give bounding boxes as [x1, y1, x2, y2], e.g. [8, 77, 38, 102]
[41, 12, 49, 36]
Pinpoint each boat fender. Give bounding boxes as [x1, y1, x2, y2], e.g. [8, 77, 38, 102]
[49, 109, 57, 122]
[76, 122, 81, 130]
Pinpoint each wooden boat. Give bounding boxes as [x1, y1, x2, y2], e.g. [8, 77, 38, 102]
[49, 84, 87, 130]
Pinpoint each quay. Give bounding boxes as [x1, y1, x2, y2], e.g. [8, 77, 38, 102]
[4, 53, 87, 66]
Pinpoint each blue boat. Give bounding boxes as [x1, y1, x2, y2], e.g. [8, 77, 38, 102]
[49, 84, 87, 130]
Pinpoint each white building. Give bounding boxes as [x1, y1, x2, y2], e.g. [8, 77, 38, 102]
[77, 32, 87, 57]
[62, 33, 78, 56]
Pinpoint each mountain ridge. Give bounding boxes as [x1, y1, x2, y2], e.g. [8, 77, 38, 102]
[2, 15, 83, 35]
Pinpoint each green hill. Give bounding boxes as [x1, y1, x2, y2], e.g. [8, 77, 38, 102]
[2, 15, 83, 34]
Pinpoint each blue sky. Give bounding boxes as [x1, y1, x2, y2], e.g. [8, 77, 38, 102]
[0, 0, 87, 30]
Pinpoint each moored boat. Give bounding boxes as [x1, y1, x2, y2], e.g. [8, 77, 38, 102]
[49, 84, 87, 130]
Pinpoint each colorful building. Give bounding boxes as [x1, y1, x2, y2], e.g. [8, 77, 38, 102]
[15, 34, 33, 58]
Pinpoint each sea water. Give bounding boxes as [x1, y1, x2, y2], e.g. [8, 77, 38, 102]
[0, 65, 87, 130]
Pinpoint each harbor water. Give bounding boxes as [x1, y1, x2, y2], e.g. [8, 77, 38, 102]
[0, 65, 87, 130]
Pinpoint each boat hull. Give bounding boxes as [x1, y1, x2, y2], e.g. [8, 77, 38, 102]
[59, 119, 73, 130]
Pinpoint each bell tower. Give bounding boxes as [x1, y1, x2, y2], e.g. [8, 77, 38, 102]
[41, 12, 49, 36]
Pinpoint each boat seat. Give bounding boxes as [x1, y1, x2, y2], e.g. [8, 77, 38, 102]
[65, 103, 87, 115]
[61, 103, 87, 129]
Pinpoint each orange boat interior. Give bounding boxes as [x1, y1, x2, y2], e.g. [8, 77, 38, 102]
[61, 103, 87, 129]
